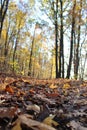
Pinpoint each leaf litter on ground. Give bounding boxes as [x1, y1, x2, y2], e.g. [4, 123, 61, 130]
[0, 73, 87, 130]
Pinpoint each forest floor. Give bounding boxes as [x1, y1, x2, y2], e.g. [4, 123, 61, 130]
[0, 73, 87, 130]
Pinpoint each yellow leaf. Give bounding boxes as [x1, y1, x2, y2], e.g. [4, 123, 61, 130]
[43, 115, 59, 127]
[49, 84, 58, 89]
[0, 83, 6, 91]
[12, 121, 22, 130]
[63, 83, 70, 90]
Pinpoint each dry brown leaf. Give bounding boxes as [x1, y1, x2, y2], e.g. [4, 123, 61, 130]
[46, 93, 60, 98]
[0, 99, 5, 104]
[29, 88, 35, 94]
[5, 85, 14, 94]
[4, 77, 15, 84]
[19, 114, 56, 130]
[25, 104, 40, 113]
[69, 120, 87, 130]
[0, 106, 18, 118]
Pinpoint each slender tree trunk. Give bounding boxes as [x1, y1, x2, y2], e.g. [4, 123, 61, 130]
[74, 0, 82, 79]
[66, 0, 76, 79]
[50, 53, 54, 79]
[0, 0, 9, 37]
[73, 31, 76, 77]
[13, 29, 20, 72]
[4, 28, 8, 70]
[60, 0, 64, 78]
[55, 0, 59, 78]
[4, 22, 10, 70]
[81, 53, 87, 80]
[28, 27, 36, 76]
[12, 17, 22, 72]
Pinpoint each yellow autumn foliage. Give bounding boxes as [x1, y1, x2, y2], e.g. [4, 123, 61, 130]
[15, 10, 26, 29]
[2, 30, 7, 39]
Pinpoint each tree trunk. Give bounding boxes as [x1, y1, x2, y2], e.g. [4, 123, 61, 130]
[80, 53, 87, 80]
[4, 23, 10, 70]
[0, 0, 9, 37]
[55, 0, 59, 78]
[60, 0, 64, 78]
[13, 29, 20, 72]
[66, 0, 76, 79]
[28, 27, 36, 76]
[74, 0, 82, 79]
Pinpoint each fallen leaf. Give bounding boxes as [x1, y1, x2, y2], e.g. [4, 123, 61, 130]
[19, 114, 56, 130]
[46, 93, 60, 98]
[69, 120, 87, 130]
[0, 83, 6, 91]
[29, 88, 35, 94]
[43, 115, 59, 127]
[25, 104, 40, 113]
[49, 84, 58, 89]
[4, 77, 15, 84]
[12, 121, 22, 130]
[0, 106, 18, 118]
[63, 83, 70, 90]
[5, 85, 14, 94]
[0, 99, 5, 104]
